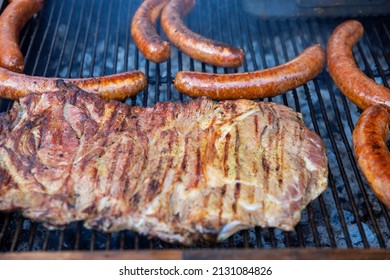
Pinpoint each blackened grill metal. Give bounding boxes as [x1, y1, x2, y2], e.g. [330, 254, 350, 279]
[0, 0, 389, 252]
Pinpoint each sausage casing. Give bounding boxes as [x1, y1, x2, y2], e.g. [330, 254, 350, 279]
[174, 45, 325, 100]
[0, 66, 147, 100]
[327, 20, 390, 110]
[353, 105, 390, 209]
[161, 0, 244, 68]
[0, 0, 44, 73]
[131, 0, 170, 63]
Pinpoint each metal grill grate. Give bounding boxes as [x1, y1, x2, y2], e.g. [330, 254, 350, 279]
[0, 0, 389, 252]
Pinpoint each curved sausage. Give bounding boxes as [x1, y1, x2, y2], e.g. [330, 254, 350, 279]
[327, 20, 390, 110]
[161, 0, 244, 68]
[131, 0, 170, 63]
[0, 0, 44, 73]
[353, 105, 390, 209]
[174, 44, 325, 100]
[0, 66, 147, 100]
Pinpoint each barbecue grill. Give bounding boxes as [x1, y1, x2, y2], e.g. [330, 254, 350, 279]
[0, 0, 389, 259]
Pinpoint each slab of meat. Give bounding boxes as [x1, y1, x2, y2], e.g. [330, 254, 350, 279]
[0, 84, 328, 245]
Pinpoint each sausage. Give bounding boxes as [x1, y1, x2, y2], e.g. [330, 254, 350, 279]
[174, 44, 325, 100]
[0, 0, 44, 73]
[327, 20, 390, 110]
[0, 66, 147, 100]
[161, 0, 244, 68]
[353, 105, 390, 209]
[131, 0, 170, 63]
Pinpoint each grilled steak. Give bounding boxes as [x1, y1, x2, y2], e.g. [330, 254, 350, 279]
[0, 84, 328, 245]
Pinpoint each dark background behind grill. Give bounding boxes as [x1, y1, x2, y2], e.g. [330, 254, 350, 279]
[0, 0, 389, 253]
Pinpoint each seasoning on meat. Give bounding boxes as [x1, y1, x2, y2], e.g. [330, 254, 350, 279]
[0, 85, 328, 245]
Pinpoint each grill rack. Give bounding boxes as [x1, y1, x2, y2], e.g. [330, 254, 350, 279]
[0, 0, 389, 256]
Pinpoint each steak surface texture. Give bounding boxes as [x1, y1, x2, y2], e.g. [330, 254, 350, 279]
[0, 86, 328, 245]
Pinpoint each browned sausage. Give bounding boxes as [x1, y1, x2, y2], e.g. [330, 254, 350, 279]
[327, 20, 390, 110]
[161, 0, 244, 68]
[174, 44, 325, 100]
[353, 105, 390, 209]
[0, 0, 44, 73]
[131, 0, 170, 63]
[0, 66, 147, 100]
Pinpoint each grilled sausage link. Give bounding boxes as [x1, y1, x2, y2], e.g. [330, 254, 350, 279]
[131, 0, 170, 63]
[161, 0, 244, 68]
[0, 0, 44, 73]
[0, 66, 147, 100]
[353, 105, 390, 209]
[174, 45, 325, 100]
[327, 20, 390, 110]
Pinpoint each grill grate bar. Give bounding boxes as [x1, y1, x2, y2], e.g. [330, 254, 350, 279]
[19, 13, 36, 53]
[73, 222, 82, 250]
[297, 19, 370, 248]
[89, 231, 96, 251]
[27, 223, 37, 251]
[41, 0, 66, 77]
[89, 0, 104, 77]
[113, 0, 123, 74]
[53, 0, 76, 77]
[313, 18, 388, 247]
[105, 233, 111, 251]
[307, 205, 321, 247]
[295, 224, 306, 248]
[242, 15, 263, 72]
[380, 19, 390, 60]
[20, 0, 44, 72]
[78, 0, 95, 78]
[319, 195, 337, 248]
[363, 26, 389, 87]
[41, 231, 50, 251]
[65, 0, 86, 77]
[371, 22, 390, 77]
[9, 216, 23, 251]
[120, 231, 125, 250]
[57, 231, 65, 251]
[0, 214, 10, 248]
[102, 0, 114, 76]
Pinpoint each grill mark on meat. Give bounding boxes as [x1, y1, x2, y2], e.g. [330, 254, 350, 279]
[194, 146, 201, 188]
[278, 127, 284, 188]
[105, 141, 120, 193]
[147, 179, 160, 195]
[180, 135, 189, 172]
[296, 125, 306, 191]
[218, 132, 231, 226]
[218, 185, 227, 226]
[187, 131, 202, 190]
[273, 109, 283, 189]
[262, 156, 270, 176]
[254, 115, 259, 135]
[0, 89, 328, 244]
[232, 126, 241, 215]
[260, 125, 268, 140]
[118, 142, 134, 193]
[152, 130, 176, 217]
[223, 133, 231, 177]
[259, 106, 270, 194]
